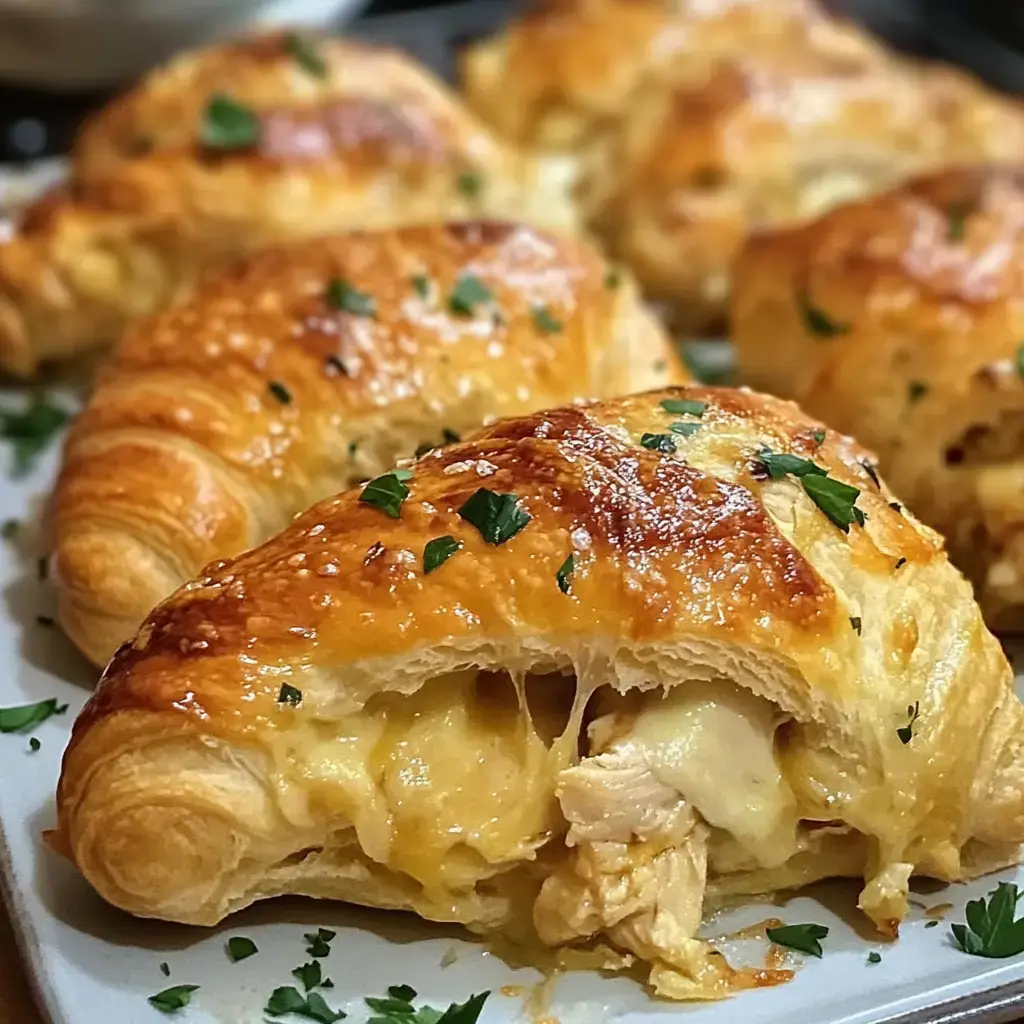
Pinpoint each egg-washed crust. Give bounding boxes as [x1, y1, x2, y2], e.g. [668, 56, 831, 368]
[50, 221, 684, 667]
[55, 387, 1023, 941]
[585, 49, 1024, 332]
[0, 32, 575, 376]
[732, 165, 1024, 627]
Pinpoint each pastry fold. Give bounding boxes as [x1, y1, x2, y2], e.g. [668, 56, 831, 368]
[53, 386, 1024, 1000]
[732, 166, 1024, 629]
[50, 221, 682, 666]
[0, 32, 575, 376]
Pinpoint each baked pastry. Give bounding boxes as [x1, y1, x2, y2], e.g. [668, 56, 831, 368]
[460, 0, 882, 162]
[52, 385, 1024, 1001]
[585, 52, 1024, 332]
[0, 31, 577, 377]
[50, 221, 683, 667]
[732, 166, 1024, 630]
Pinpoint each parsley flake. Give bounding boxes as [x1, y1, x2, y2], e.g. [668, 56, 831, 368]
[670, 421, 701, 438]
[0, 698, 67, 734]
[604, 268, 621, 290]
[889, 502, 903, 513]
[812, 429, 826, 445]
[951, 882, 1024, 958]
[293, 960, 322, 991]
[268, 381, 292, 404]
[797, 287, 848, 337]
[448, 274, 493, 316]
[28, 737, 40, 753]
[867, 951, 882, 964]
[531, 304, 562, 334]
[1016, 342, 1024, 380]
[389, 985, 417, 1002]
[640, 432, 676, 454]
[278, 683, 302, 706]
[199, 94, 259, 150]
[556, 553, 574, 594]
[895, 557, 907, 570]
[360, 472, 410, 518]
[149, 985, 199, 1014]
[756, 450, 825, 481]
[660, 398, 706, 417]
[926, 919, 939, 929]
[897, 701, 920, 744]
[286, 33, 328, 78]
[766, 922, 829, 958]
[1, 393, 70, 477]
[850, 616, 862, 635]
[458, 489, 530, 545]
[947, 200, 973, 242]
[304, 928, 336, 959]
[326, 278, 376, 317]
[908, 381, 928, 404]
[227, 936, 257, 962]
[424, 536, 461, 574]
[411, 275, 431, 300]
[801, 473, 866, 533]
[860, 459, 881, 488]
[160, 962, 170, 977]
[266, 986, 344, 1022]
[456, 171, 483, 199]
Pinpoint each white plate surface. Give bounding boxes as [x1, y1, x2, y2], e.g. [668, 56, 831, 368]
[4, 395, 1024, 1024]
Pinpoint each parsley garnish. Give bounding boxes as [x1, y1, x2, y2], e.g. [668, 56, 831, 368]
[860, 459, 881, 488]
[304, 928, 336, 959]
[389, 985, 417, 1002]
[897, 701, 920, 744]
[286, 33, 328, 78]
[604, 268, 621, 290]
[265, 986, 344, 1022]
[458, 489, 530, 545]
[360, 472, 410, 518]
[269, 381, 292, 404]
[324, 354, 348, 377]
[149, 985, 199, 1014]
[199, 94, 259, 150]
[908, 381, 928, 404]
[889, 502, 902, 513]
[160, 962, 170, 977]
[766, 922, 829, 958]
[867, 951, 882, 964]
[755, 448, 864, 532]
[797, 287, 848, 337]
[556, 553, 574, 594]
[531, 305, 562, 334]
[456, 171, 483, 199]
[926, 919, 939, 928]
[1, 519, 18, 540]
[757, 450, 825, 481]
[0, 698, 67, 734]
[364, 988, 488, 1024]
[951, 882, 1024, 958]
[947, 200, 973, 242]
[28, 737, 40, 753]
[411, 275, 431, 299]
[640, 432, 676, 453]
[278, 684, 302, 706]
[424, 536, 461, 574]
[1016, 342, 1024, 380]
[812, 429, 826, 445]
[850, 616, 862, 635]
[660, 398, 706, 417]
[1, 393, 70, 477]
[293, 960, 323, 991]
[448, 274, 493, 316]
[326, 278, 376, 317]
[670, 421, 701, 438]
[227, 936, 257, 962]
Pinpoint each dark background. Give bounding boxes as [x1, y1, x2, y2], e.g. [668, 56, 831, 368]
[0, 0, 1011, 164]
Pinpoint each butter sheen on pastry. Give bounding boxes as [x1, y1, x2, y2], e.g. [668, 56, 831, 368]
[732, 166, 1024, 629]
[0, 31, 576, 376]
[50, 221, 683, 667]
[52, 386, 1024, 1001]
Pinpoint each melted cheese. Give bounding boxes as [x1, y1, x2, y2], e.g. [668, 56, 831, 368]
[613, 681, 799, 868]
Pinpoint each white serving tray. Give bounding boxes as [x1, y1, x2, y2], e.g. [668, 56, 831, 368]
[5, 394, 1024, 1024]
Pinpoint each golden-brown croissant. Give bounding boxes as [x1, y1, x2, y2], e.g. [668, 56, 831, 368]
[50, 221, 683, 667]
[585, 52, 1024, 332]
[732, 166, 1024, 630]
[53, 385, 1024, 1001]
[0, 31, 577, 377]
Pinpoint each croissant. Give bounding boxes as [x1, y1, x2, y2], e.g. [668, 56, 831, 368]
[0, 31, 576, 377]
[584, 51, 1024, 331]
[53, 385, 1024, 1002]
[50, 221, 683, 667]
[732, 166, 1024, 630]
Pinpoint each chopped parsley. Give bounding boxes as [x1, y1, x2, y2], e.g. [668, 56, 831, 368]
[850, 616, 862, 635]
[410, 275, 431, 300]
[458, 489, 530, 545]
[364, 988, 488, 1024]
[268, 381, 292, 404]
[755, 448, 864, 532]
[660, 398, 706, 417]
[670, 421, 701, 438]
[889, 502, 903, 513]
[908, 381, 928, 404]
[278, 683, 302, 706]
[227, 936, 258, 962]
[293, 960, 324, 991]
[304, 928, 336, 959]
[604, 268, 621, 290]
[860, 459, 881, 488]
[199, 94, 259, 150]
[149, 985, 199, 1014]
[360, 472, 410, 518]
[448, 274, 493, 316]
[28, 737, 40, 753]
[286, 32, 328, 78]
[388, 985, 417, 1002]
[812, 429, 826, 445]
[265, 986, 344, 1022]
[324, 354, 348, 377]
[640, 432, 676, 454]
[895, 557, 907, 570]
[531, 305, 562, 334]
[867, 951, 882, 964]
[897, 701, 920, 744]
[2, 519, 19, 540]
[1016, 342, 1024, 380]
[1, 393, 70, 477]
[160, 962, 170, 977]
[951, 882, 1024, 958]
[0, 698, 67, 734]
[326, 278, 376, 317]
[423, 536, 461, 574]
[756, 450, 825, 481]
[556, 553, 574, 594]
[926, 919, 939, 929]
[946, 200, 973, 242]
[766, 922, 829, 958]
[796, 286, 848, 338]
[456, 171, 483, 199]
